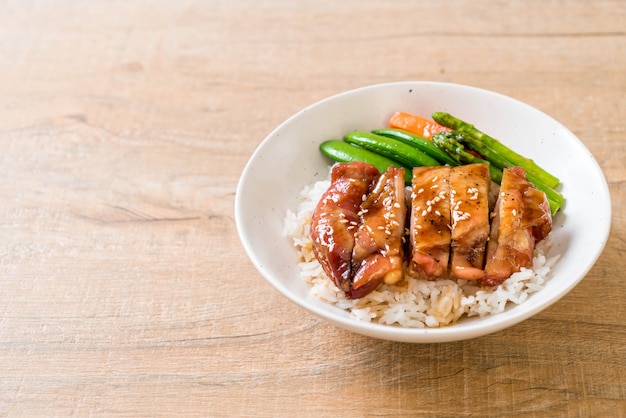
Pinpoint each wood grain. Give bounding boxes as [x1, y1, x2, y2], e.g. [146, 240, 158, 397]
[0, 1, 624, 416]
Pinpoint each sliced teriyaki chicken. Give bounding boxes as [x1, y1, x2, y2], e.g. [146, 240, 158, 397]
[407, 166, 452, 280]
[310, 162, 379, 295]
[482, 166, 552, 287]
[350, 166, 407, 299]
[449, 163, 491, 281]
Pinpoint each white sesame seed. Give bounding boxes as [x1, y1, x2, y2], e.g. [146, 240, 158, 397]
[452, 210, 471, 224]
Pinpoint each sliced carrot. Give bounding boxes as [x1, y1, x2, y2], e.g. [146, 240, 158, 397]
[388, 111, 450, 139]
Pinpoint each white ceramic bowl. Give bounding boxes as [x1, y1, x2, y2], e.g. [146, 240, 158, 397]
[235, 81, 611, 343]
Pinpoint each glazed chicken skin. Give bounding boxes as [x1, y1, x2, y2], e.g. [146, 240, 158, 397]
[448, 163, 491, 281]
[350, 165, 407, 298]
[310, 162, 407, 299]
[482, 166, 552, 286]
[310, 162, 380, 295]
[407, 166, 452, 280]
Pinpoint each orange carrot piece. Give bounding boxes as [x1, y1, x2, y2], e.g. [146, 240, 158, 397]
[388, 111, 450, 139]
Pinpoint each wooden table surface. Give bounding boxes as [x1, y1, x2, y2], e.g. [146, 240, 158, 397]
[1, 1, 624, 416]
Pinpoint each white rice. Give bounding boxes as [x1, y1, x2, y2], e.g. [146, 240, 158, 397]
[283, 178, 560, 328]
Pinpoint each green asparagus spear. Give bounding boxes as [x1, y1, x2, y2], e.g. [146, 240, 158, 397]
[431, 112, 560, 188]
[432, 131, 503, 183]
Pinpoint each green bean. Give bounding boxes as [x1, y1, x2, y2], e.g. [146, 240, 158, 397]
[319, 140, 412, 184]
[344, 131, 440, 168]
[372, 128, 459, 166]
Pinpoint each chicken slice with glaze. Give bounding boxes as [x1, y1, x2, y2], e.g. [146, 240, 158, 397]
[482, 166, 552, 286]
[407, 166, 451, 280]
[350, 166, 407, 299]
[449, 163, 491, 281]
[310, 162, 379, 294]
